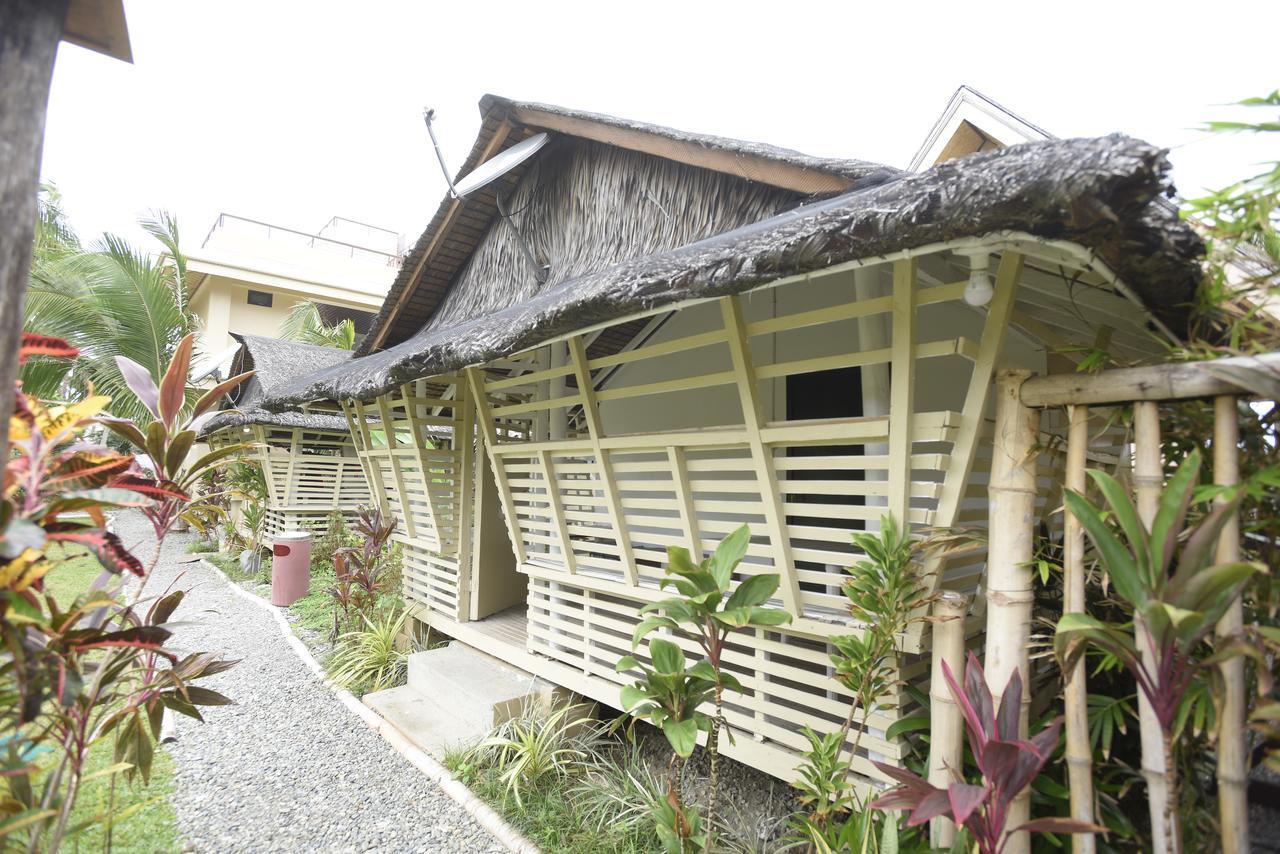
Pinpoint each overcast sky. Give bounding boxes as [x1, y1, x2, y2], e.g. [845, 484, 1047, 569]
[40, 0, 1279, 253]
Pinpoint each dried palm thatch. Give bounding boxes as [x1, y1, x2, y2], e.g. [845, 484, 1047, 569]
[359, 94, 895, 355]
[198, 334, 353, 436]
[265, 132, 1201, 411]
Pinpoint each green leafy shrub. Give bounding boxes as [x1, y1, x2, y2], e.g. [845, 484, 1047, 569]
[464, 703, 600, 808]
[325, 608, 410, 694]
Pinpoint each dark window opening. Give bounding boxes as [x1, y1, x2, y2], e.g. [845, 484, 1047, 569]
[247, 290, 273, 307]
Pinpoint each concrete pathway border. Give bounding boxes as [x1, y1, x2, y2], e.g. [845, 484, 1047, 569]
[198, 559, 540, 854]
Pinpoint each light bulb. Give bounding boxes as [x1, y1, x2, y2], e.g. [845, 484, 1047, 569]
[962, 253, 994, 307]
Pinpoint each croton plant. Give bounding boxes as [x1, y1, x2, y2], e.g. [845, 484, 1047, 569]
[0, 332, 250, 849]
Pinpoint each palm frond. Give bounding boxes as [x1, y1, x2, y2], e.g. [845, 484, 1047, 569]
[280, 300, 356, 349]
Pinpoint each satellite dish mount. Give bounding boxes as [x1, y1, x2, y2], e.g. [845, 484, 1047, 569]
[423, 108, 551, 284]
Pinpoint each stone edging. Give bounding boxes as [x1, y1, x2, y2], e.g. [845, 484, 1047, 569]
[197, 559, 540, 854]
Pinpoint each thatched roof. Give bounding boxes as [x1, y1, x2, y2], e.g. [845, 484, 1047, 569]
[265, 133, 1202, 410]
[199, 335, 353, 436]
[359, 95, 899, 355]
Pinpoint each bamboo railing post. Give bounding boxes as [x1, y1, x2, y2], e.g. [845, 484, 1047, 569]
[1062, 404, 1097, 854]
[1133, 401, 1174, 854]
[985, 369, 1037, 854]
[928, 591, 971, 848]
[1213, 395, 1248, 854]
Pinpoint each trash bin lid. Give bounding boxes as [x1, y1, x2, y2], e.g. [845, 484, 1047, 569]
[273, 530, 312, 542]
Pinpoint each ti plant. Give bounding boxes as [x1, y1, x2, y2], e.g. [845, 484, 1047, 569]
[617, 524, 790, 851]
[1, 334, 240, 851]
[871, 652, 1103, 854]
[98, 331, 254, 589]
[1054, 448, 1267, 852]
[328, 505, 396, 637]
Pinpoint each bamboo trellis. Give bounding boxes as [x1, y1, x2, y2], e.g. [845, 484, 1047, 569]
[939, 359, 1266, 854]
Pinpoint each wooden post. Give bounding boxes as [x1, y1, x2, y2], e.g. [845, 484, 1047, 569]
[886, 259, 917, 526]
[0, 0, 69, 458]
[1133, 401, 1174, 854]
[1062, 405, 1097, 854]
[928, 591, 970, 847]
[984, 369, 1036, 854]
[1213, 395, 1248, 854]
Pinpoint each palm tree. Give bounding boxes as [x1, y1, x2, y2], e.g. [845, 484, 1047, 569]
[280, 300, 356, 349]
[21, 190, 195, 424]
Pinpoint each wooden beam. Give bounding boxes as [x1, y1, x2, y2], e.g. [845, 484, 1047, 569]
[566, 335, 638, 586]
[364, 119, 513, 352]
[720, 296, 802, 615]
[667, 446, 700, 556]
[886, 258, 917, 526]
[933, 252, 1023, 528]
[454, 380, 476, 617]
[464, 367, 527, 564]
[535, 450, 577, 574]
[510, 104, 853, 195]
[376, 392, 421, 540]
[1019, 351, 1280, 407]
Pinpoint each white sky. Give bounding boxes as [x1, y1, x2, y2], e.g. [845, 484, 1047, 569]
[41, 0, 1280, 252]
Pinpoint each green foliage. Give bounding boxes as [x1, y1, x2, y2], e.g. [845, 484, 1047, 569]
[789, 514, 933, 845]
[327, 505, 397, 638]
[616, 525, 789, 849]
[325, 608, 410, 694]
[185, 539, 217, 554]
[20, 207, 200, 424]
[311, 510, 358, 569]
[871, 654, 1101, 854]
[280, 300, 357, 350]
[463, 704, 599, 808]
[1055, 450, 1266, 733]
[569, 742, 667, 840]
[0, 337, 243, 851]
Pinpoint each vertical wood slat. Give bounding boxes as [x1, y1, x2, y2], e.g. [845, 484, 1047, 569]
[1062, 404, 1097, 854]
[1132, 401, 1171, 854]
[1213, 395, 1248, 854]
[720, 295, 802, 615]
[454, 381, 476, 616]
[928, 591, 970, 847]
[667, 446, 700, 556]
[984, 369, 1036, 854]
[350, 400, 392, 517]
[886, 258, 917, 526]
[465, 367, 527, 565]
[566, 334, 638, 586]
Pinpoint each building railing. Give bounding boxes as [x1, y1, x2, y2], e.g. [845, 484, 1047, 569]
[200, 213, 403, 268]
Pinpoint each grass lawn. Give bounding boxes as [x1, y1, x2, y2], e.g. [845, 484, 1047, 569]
[38, 547, 182, 852]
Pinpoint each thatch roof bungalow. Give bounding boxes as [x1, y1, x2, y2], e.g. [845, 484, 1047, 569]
[200, 335, 372, 536]
[260, 94, 1201, 786]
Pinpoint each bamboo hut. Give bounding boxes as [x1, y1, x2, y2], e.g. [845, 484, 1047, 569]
[261, 96, 1203, 787]
[200, 335, 372, 536]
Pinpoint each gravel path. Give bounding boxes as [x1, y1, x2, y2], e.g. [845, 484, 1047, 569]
[116, 511, 503, 853]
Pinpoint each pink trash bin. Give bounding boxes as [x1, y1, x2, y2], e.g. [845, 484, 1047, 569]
[270, 531, 312, 606]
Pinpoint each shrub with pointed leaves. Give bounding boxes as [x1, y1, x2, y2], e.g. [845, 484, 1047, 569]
[870, 652, 1104, 854]
[618, 524, 790, 848]
[0, 333, 245, 851]
[1053, 448, 1267, 850]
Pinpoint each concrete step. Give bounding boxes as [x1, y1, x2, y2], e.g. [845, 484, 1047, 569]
[363, 641, 552, 759]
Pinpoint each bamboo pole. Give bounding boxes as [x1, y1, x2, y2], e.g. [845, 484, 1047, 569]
[928, 591, 971, 848]
[1133, 401, 1174, 854]
[985, 369, 1037, 854]
[1019, 351, 1280, 407]
[1062, 405, 1097, 854]
[1213, 395, 1248, 854]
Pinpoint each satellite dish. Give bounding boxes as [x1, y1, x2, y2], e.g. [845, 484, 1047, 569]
[453, 132, 550, 198]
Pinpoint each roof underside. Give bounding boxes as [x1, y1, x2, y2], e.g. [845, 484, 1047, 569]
[266, 133, 1203, 410]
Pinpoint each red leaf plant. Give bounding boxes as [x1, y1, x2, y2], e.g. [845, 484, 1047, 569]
[870, 651, 1105, 854]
